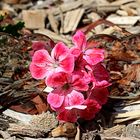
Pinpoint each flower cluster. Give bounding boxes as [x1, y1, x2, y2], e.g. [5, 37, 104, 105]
[29, 30, 110, 122]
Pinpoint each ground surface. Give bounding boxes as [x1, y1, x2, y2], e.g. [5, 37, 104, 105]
[0, 0, 140, 140]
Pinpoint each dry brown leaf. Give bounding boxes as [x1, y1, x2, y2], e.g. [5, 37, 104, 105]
[118, 64, 140, 86]
[52, 122, 77, 138]
[110, 41, 139, 61]
[31, 95, 48, 114]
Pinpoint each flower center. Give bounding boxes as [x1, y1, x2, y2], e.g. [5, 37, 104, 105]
[62, 83, 70, 90]
[53, 61, 59, 68]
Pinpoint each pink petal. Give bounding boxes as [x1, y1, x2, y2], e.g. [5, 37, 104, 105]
[79, 99, 101, 120]
[47, 92, 64, 108]
[92, 63, 111, 88]
[57, 109, 77, 122]
[93, 63, 109, 81]
[29, 63, 48, 79]
[95, 80, 111, 88]
[59, 54, 74, 73]
[67, 90, 85, 106]
[74, 55, 88, 71]
[84, 49, 104, 65]
[81, 70, 92, 84]
[72, 30, 86, 50]
[32, 49, 53, 66]
[90, 88, 109, 105]
[65, 105, 87, 110]
[50, 94, 69, 112]
[51, 86, 73, 96]
[51, 42, 69, 61]
[45, 72, 68, 87]
[72, 74, 89, 91]
[70, 47, 81, 57]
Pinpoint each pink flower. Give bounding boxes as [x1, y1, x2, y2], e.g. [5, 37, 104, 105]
[92, 63, 111, 88]
[29, 30, 111, 122]
[65, 90, 86, 110]
[57, 98, 101, 122]
[46, 72, 89, 112]
[71, 30, 104, 65]
[47, 90, 86, 115]
[85, 63, 111, 88]
[29, 42, 74, 80]
[57, 109, 78, 122]
[89, 88, 110, 105]
[73, 53, 88, 72]
[46, 72, 89, 92]
[79, 99, 101, 120]
[56, 90, 87, 122]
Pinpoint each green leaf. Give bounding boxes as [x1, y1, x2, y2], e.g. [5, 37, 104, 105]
[0, 21, 25, 37]
[0, 15, 4, 21]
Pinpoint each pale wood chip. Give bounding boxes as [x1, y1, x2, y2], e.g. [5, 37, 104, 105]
[96, 0, 109, 5]
[6, 136, 16, 140]
[115, 110, 140, 118]
[103, 125, 125, 136]
[116, 10, 128, 16]
[0, 131, 11, 139]
[87, 12, 103, 33]
[110, 0, 135, 5]
[8, 112, 58, 137]
[47, 0, 95, 16]
[61, 8, 84, 33]
[100, 26, 121, 35]
[97, 4, 120, 12]
[8, 124, 45, 137]
[75, 127, 80, 140]
[48, 11, 59, 34]
[101, 136, 140, 140]
[114, 115, 140, 123]
[106, 16, 140, 25]
[120, 2, 140, 9]
[24, 137, 68, 140]
[22, 10, 46, 29]
[34, 29, 71, 45]
[48, 0, 82, 16]
[3, 109, 32, 124]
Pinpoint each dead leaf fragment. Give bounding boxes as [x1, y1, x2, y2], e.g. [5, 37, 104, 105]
[31, 95, 48, 114]
[118, 64, 140, 86]
[52, 122, 77, 138]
